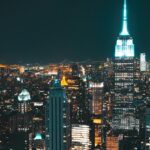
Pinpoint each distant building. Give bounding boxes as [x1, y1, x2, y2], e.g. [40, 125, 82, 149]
[32, 133, 45, 150]
[140, 53, 147, 72]
[106, 135, 119, 150]
[71, 124, 91, 150]
[144, 108, 150, 150]
[45, 79, 70, 150]
[12, 89, 32, 132]
[89, 82, 104, 148]
[18, 89, 31, 114]
[60, 75, 91, 149]
[89, 82, 104, 115]
[61, 75, 90, 124]
[9, 89, 32, 150]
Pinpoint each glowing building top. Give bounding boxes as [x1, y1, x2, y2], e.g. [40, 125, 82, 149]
[120, 0, 129, 36]
[115, 0, 134, 58]
[51, 79, 61, 88]
[34, 133, 43, 140]
[61, 76, 68, 86]
[18, 89, 31, 102]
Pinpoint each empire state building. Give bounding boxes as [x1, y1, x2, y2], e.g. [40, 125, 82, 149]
[115, 0, 134, 58]
[112, 0, 139, 131]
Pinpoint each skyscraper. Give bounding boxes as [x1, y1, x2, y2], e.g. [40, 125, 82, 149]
[71, 124, 91, 150]
[140, 53, 147, 72]
[18, 89, 31, 114]
[115, 0, 134, 58]
[9, 89, 32, 150]
[112, 0, 139, 130]
[16, 89, 31, 133]
[89, 82, 104, 148]
[144, 108, 150, 150]
[60, 74, 91, 149]
[45, 79, 70, 150]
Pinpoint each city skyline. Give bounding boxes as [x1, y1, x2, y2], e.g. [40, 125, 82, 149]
[0, 0, 150, 63]
[1, 0, 150, 149]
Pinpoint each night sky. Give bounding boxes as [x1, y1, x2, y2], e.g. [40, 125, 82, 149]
[0, 0, 150, 64]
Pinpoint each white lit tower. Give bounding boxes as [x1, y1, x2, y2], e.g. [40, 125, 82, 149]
[16, 89, 32, 132]
[112, 0, 139, 131]
[18, 89, 31, 114]
[115, 0, 134, 58]
[140, 53, 147, 72]
[9, 89, 32, 150]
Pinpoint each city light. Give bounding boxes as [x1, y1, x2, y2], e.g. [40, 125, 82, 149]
[0, 0, 149, 149]
[72, 125, 91, 150]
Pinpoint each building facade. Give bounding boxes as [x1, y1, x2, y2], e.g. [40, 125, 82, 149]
[112, 0, 139, 131]
[45, 79, 70, 150]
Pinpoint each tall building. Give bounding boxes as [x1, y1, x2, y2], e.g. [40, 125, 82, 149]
[144, 108, 150, 150]
[10, 89, 31, 133]
[89, 82, 104, 116]
[9, 89, 32, 150]
[63, 75, 89, 124]
[71, 124, 91, 150]
[18, 89, 31, 114]
[113, 0, 139, 130]
[45, 79, 70, 150]
[89, 82, 104, 149]
[115, 0, 134, 58]
[140, 53, 147, 72]
[106, 135, 119, 150]
[60, 75, 91, 149]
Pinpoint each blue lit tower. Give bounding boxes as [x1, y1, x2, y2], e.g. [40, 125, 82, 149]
[45, 79, 70, 150]
[115, 0, 134, 57]
[112, 0, 139, 130]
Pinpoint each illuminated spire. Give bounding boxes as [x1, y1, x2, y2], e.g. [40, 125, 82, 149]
[120, 0, 129, 36]
[61, 76, 68, 86]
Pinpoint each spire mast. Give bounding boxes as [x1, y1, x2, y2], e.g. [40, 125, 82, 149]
[120, 0, 129, 36]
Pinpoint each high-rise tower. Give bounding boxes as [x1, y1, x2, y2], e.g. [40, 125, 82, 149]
[113, 0, 139, 130]
[115, 0, 134, 58]
[45, 79, 70, 150]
